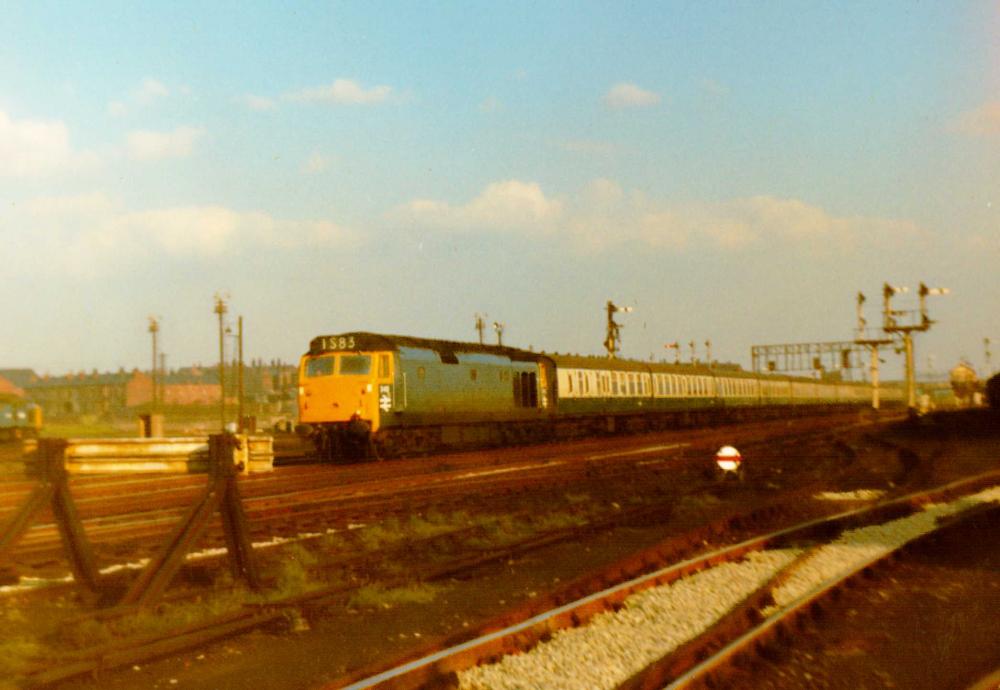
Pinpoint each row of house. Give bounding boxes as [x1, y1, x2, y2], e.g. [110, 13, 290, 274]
[0, 361, 298, 420]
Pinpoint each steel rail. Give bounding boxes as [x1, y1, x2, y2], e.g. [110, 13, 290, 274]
[660, 501, 1000, 689]
[328, 470, 1000, 690]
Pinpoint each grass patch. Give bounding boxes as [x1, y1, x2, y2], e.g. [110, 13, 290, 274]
[348, 582, 445, 609]
[357, 517, 403, 550]
[269, 543, 320, 599]
[404, 514, 454, 540]
[533, 511, 587, 531]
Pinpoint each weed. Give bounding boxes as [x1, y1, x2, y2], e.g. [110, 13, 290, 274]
[348, 582, 445, 609]
[533, 512, 587, 532]
[270, 543, 319, 598]
[50, 617, 113, 649]
[320, 531, 349, 553]
[405, 514, 451, 540]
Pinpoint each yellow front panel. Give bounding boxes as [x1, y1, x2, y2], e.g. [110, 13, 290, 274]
[298, 351, 393, 431]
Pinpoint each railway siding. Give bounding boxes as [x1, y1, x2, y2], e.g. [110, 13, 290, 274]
[455, 483, 1000, 690]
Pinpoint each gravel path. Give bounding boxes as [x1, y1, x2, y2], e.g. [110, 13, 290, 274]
[770, 486, 1000, 610]
[458, 485, 1000, 690]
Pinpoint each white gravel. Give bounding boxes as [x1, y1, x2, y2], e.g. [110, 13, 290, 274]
[770, 485, 1000, 610]
[459, 550, 801, 690]
[458, 485, 1000, 690]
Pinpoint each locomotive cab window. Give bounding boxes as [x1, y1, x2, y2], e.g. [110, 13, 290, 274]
[339, 355, 371, 375]
[305, 356, 335, 378]
[378, 354, 390, 378]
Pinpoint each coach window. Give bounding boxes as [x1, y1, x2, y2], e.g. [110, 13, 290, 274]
[470, 368, 477, 381]
[417, 366, 426, 381]
[567, 372, 574, 394]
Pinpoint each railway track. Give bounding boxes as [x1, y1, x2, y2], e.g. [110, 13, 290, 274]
[1, 413, 883, 583]
[329, 472, 1000, 690]
[3, 410, 975, 688]
[20, 481, 892, 688]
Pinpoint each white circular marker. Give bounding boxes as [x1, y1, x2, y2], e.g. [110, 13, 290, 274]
[716, 445, 742, 472]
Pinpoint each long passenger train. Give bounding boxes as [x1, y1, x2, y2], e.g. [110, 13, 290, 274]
[297, 332, 900, 459]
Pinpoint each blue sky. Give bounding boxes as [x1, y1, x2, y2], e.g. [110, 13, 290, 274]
[1, 2, 997, 378]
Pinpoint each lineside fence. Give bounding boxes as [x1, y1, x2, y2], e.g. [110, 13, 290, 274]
[0, 434, 273, 607]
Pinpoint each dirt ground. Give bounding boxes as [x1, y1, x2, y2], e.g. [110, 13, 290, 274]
[736, 506, 1000, 690]
[34, 410, 1000, 689]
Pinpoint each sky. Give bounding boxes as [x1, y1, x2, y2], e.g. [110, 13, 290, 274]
[1, 2, 997, 380]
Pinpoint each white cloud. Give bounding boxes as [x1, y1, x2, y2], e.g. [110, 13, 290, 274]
[395, 179, 923, 254]
[286, 78, 392, 105]
[0, 110, 96, 177]
[126, 126, 204, 160]
[950, 101, 1000, 138]
[1, 194, 355, 277]
[622, 195, 922, 253]
[395, 180, 563, 233]
[135, 78, 170, 105]
[242, 94, 277, 111]
[603, 82, 661, 109]
[108, 77, 183, 117]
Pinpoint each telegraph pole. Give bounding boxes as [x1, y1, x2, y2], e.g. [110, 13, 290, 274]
[985, 337, 992, 376]
[474, 313, 487, 345]
[237, 315, 245, 430]
[148, 317, 159, 411]
[214, 294, 228, 429]
[705, 339, 712, 368]
[853, 291, 892, 410]
[603, 301, 633, 358]
[159, 353, 166, 406]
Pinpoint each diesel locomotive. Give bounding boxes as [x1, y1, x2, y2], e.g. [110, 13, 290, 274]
[297, 332, 899, 459]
